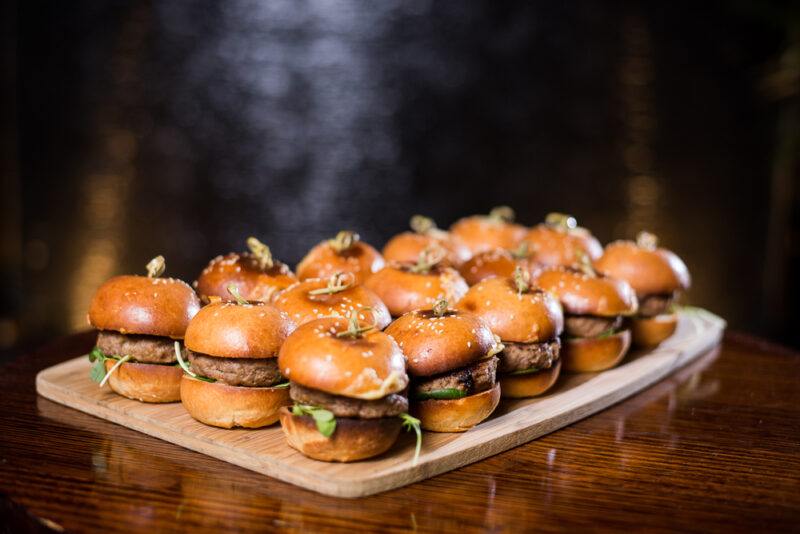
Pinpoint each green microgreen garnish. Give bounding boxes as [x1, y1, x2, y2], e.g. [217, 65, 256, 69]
[488, 206, 515, 223]
[292, 404, 336, 437]
[174, 341, 216, 383]
[544, 212, 577, 231]
[636, 230, 658, 250]
[146, 255, 165, 278]
[328, 230, 358, 253]
[409, 215, 436, 234]
[509, 366, 543, 376]
[227, 284, 249, 305]
[409, 246, 445, 274]
[413, 388, 468, 401]
[513, 266, 530, 295]
[88, 347, 127, 385]
[308, 272, 354, 296]
[246, 236, 274, 269]
[273, 381, 290, 389]
[336, 308, 377, 339]
[399, 413, 422, 466]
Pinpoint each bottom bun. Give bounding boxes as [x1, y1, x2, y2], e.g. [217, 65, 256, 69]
[413, 382, 501, 432]
[500, 359, 562, 398]
[562, 330, 631, 372]
[279, 407, 402, 462]
[631, 313, 678, 347]
[104, 360, 182, 403]
[180, 376, 291, 428]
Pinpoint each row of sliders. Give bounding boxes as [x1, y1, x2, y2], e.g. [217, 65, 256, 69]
[86, 208, 690, 463]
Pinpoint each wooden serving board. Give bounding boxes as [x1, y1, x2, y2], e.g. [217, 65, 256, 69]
[36, 308, 724, 498]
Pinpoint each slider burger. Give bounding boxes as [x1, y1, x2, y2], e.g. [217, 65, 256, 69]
[273, 272, 391, 328]
[87, 256, 200, 402]
[382, 215, 471, 267]
[457, 269, 564, 398]
[365, 247, 469, 318]
[594, 231, 691, 346]
[296, 230, 384, 284]
[522, 212, 603, 267]
[535, 262, 637, 372]
[385, 299, 503, 432]
[195, 236, 297, 303]
[458, 243, 537, 286]
[449, 206, 527, 255]
[177, 285, 296, 428]
[278, 312, 421, 463]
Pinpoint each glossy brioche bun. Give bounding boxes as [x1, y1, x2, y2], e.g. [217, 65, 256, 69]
[180, 375, 290, 428]
[103, 359, 182, 403]
[522, 223, 603, 267]
[184, 301, 295, 359]
[456, 277, 564, 343]
[195, 252, 297, 303]
[278, 317, 408, 400]
[631, 313, 678, 347]
[458, 248, 538, 286]
[449, 208, 527, 254]
[89, 275, 200, 339]
[382, 231, 471, 267]
[413, 383, 500, 432]
[273, 276, 391, 329]
[562, 330, 631, 372]
[499, 360, 562, 398]
[296, 232, 384, 284]
[594, 240, 690, 297]
[364, 264, 468, 317]
[279, 407, 402, 462]
[385, 308, 499, 377]
[535, 267, 638, 317]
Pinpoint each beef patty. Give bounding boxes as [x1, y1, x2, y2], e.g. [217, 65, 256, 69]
[499, 340, 560, 373]
[638, 293, 674, 318]
[95, 331, 177, 364]
[563, 315, 623, 338]
[187, 351, 283, 387]
[289, 383, 408, 419]
[412, 357, 498, 398]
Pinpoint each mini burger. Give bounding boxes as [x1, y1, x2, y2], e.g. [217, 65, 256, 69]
[457, 269, 564, 398]
[296, 230, 384, 284]
[385, 299, 503, 432]
[382, 215, 471, 267]
[449, 206, 528, 255]
[522, 213, 603, 267]
[273, 272, 391, 328]
[535, 263, 638, 372]
[365, 247, 469, 318]
[195, 236, 297, 303]
[458, 243, 537, 286]
[87, 256, 200, 402]
[278, 312, 421, 463]
[178, 285, 296, 428]
[594, 231, 690, 346]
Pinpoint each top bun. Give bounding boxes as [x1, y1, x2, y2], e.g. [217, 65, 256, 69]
[385, 306, 500, 377]
[195, 252, 297, 303]
[456, 276, 564, 343]
[522, 213, 602, 267]
[278, 317, 408, 400]
[449, 206, 527, 254]
[535, 266, 638, 317]
[184, 301, 296, 359]
[365, 263, 469, 317]
[296, 231, 384, 284]
[594, 233, 690, 297]
[273, 274, 391, 329]
[458, 248, 538, 286]
[382, 215, 471, 267]
[89, 274, 200, 339]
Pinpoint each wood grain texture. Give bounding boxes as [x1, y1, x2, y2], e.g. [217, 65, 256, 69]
[34, 310, 724, 498]
[2, 323, 799, 532]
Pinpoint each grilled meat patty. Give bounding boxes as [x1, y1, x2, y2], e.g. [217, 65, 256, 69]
[638, 293, 674, 318]
[187, 351, 283, 387]
[563, 315, 623, 338]
[412, 356, 498, 398]
[499, 340, 560, 373]
[95, 331, 177, 364]
[289, 383, 408, 419]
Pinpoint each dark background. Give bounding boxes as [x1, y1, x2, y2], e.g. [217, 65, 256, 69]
[2, 0, 798, 359]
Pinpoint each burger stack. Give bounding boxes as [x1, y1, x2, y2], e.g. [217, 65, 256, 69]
[86, 210, 691, 464]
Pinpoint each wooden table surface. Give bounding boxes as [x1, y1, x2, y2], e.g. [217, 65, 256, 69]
[1, 331, 798, 533]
